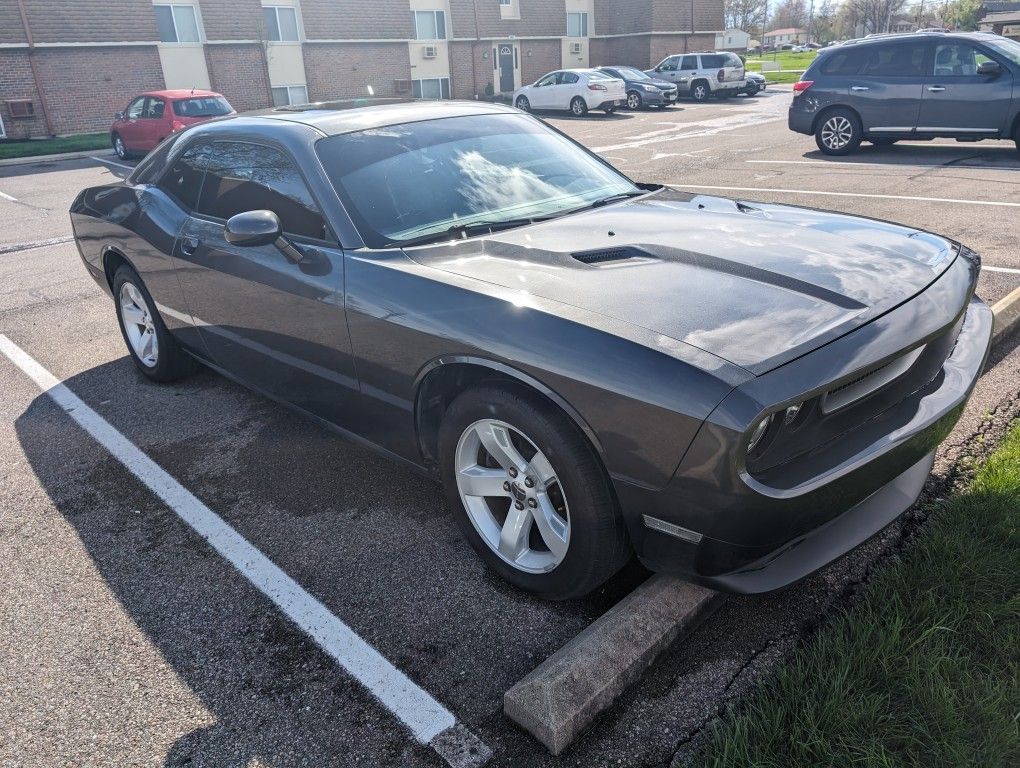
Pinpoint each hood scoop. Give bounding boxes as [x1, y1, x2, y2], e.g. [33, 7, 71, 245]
[571, 246, 654, 267]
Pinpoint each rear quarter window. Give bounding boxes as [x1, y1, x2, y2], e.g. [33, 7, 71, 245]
[700, 54, 725, 68]
[818, 48, 865, 76]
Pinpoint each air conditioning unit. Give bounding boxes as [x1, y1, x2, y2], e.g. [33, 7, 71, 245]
[6, 99, 35, 119]
[423, 45, 438, 59]
[570, 41, 583, 54]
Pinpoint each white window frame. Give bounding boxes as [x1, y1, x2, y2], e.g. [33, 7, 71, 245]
[263, 5, 301, 43]
[0, 113, 6, 139]
[567, 12, 589, 38]
[412, 77, 451, 100]
[153, 3, 202, 44]
[413, 10, 447, 41]
[271, 84, 308, 106]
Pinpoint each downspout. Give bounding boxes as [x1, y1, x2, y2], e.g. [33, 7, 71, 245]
[471, 0, 480, 98]
[16, 0, 55, 136]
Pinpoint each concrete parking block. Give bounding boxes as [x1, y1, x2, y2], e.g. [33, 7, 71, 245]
[991, 285, 1020, 345]
[504, 576, 723, 754]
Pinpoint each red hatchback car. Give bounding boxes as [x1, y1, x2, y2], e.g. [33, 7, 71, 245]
[110, 89, 234, 159]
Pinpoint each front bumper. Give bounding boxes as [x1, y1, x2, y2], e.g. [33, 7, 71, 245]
[618, 251, 992, 593]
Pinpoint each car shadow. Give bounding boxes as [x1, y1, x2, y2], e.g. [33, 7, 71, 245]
[13, 355, 650, 765]
[800, 143, 1020, 167]
[0, 154, 136, 180]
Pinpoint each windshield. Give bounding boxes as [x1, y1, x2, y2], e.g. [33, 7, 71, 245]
[316, 113, 638, 248]
[587, 70, 614, 80]
[617, 67, 651, 80]
[985, 37, 1020, 66]
[173, 96, 233, 117]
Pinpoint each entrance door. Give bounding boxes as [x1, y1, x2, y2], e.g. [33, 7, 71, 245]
[498, 44, 515, 92]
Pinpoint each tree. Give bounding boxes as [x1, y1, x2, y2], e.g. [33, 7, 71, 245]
[771, 0, 808, 29]
[945, 0, 983, 29]
[840, 0, 910, 35]
[724, 0, 768, 34]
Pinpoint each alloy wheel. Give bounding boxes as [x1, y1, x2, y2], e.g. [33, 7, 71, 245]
[627, 92, 641, 109]
[821, 116, 853, 150]
[114, 135, 126, 159]
[571, 98, 587, 116]
[119, 281, 158, 367]
[693, 84, 707, 101]
[515, 96, 530, 112]
[454, 419, 570, 574]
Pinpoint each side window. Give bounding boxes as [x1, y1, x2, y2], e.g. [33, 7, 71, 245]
[126, 97, 145, 119]
[132, 133, 183, 184]
[536, 73, 557, 86]
[681, 55, 698, 70]
[934, 43, 993, 76]
[196, 142, 328, 241]
[700, 54, 725, 68]
[860, 44, 927, 77]
[144, 98, 166, 119]
[658, 56, 678, 72]
[819, 48, 865, 76]
[157, 142, 214, 211]
[561, 72, 579, 84]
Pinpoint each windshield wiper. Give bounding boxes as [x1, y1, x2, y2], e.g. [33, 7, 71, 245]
[397, 216, 555, 248]
[587, 191, 646, 208]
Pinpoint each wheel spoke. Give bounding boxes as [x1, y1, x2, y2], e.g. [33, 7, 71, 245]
[121, 303, 145, 325]
[533, 495, 569, 561]
[458, 465, 509, 498]
[475, 422, 528, 473]
[140, 329, 155, 360]
[498, 503, 533, 562]
[527, 451, 557, 489]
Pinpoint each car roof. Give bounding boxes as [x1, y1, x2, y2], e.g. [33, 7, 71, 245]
[838, 31, 1006, 50]
[141, 89, 222, 99]
[216, 98, 524, 137]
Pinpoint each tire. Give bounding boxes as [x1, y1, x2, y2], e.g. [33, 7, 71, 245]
[570, 96, 588, 117]
[438, 385, 630, 600]
[515, 96, 531, 113]
[870, 137, 898, 147]
[1013, 123, 1020, 155]
[815, 108, 863, 156]
[113, 264, 197, 382]
[690, 80, 710, 102]
[604, 106, 616, 115]
[112, 132, 129, 160]
[626, 91, 643, 110]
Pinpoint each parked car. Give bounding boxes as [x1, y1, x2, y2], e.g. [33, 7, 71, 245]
[789, 32, 1020, 155]
[741, 71, 767, 95]
[596, 66, 678, 109]
[645, 51, 746, 101]
[111, 90, 234, 160]
[513, 69, 626, 116]
[71, 99, 991, 599]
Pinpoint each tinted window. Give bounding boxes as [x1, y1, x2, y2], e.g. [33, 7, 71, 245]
[132, 133, 183, 184]
[819, 48, 865, 76]
[144, 98, 165, 119]
[700, 54, 726, 68]
[173, 96, 233, 117]
[157, 142, 212, 210]
[680, 56, 698, 70]
[934, 43, 993, 76]
[560, 72, 580, 84]
[860, 43, 927, 77]
[315, 114, 637, 248]
[616, 67, 649, 80]
[195, 142, 327, 240]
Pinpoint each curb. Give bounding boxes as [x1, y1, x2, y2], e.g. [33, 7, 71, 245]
[504, 287, 1020, 757]
[0, 148, 116, 168]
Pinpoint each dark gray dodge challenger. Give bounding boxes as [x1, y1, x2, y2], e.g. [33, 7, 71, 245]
[70, 100, 992, 600]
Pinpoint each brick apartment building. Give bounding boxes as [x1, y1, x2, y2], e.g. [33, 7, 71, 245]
[0, 0, 723, 139]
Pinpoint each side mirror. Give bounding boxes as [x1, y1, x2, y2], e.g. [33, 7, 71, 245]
[225, 210, 304, 263]
[115, 111, 125, 120]
[977, 60, 1001, 76]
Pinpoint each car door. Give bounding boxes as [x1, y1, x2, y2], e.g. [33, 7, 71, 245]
[528, 72, 559, 108]
[678, 55, 700, 91]
[172, 139, 361, 426]
[559, 71, 581, 107]
[653, 56, 682, 83]
[917, 40, 1014, 135]
[119, 97, 147, 150]
[848, 41, 928, 135]
[140, 97, 168, 151]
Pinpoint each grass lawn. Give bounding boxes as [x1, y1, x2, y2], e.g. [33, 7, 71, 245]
[745, 50, 818, 72]
[761, 71, 803, 84]
[696, 421, 1020, 767]
[0, 132, 109, 160]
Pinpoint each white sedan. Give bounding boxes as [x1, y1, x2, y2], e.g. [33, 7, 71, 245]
[513, 69, 627, 117]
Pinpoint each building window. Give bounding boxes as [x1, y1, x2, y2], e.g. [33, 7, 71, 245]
[154, 4, 201, 43]
[263, 5, 300, 42]
[413, 10, 446, 40]
[272, 84, 308, 106]
[412, 78, 451, 100]
[567, 12, 588, 38]
[499, 0, 511, 5]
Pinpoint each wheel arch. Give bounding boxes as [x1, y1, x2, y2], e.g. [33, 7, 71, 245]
[811, 103, 862, 135]
[102, 246, 135, 291]
[413, 357, 605, 470]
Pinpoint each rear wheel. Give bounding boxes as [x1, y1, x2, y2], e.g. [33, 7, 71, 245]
[690, 80, 709, 102]
[603, 105, 616, 115]
[570, 96, 588, 117]
[439, 386, 630, 600]
[626, 91, 642, 110]
[815, 108, 862, 156]
[515, 96, 531, 113]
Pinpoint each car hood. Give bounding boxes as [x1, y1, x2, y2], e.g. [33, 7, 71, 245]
[403, 191, 958, 375]
[637, 78, 674, 89]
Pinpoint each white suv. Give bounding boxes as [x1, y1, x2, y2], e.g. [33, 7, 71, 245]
[645, 52, 746, 101]
[513, 69, 627, 116]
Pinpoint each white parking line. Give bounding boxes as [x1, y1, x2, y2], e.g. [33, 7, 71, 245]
[0, 235, 75, 255]
[669, 184, 1020, 208]
[89, 155, 134, 171]
[0, 334, 490, 768]
[984, 265, 1020, 275]
[0, 190, 18, 202]
[746, 159, 1020, 170]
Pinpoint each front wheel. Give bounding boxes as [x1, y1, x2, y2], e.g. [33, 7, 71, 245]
[626, 91, 643, 110]
[515, 96, 531, 113]
[815, 108, 862, 156]
[570, 96, 588, 117]
[112, 133, 129, 160]
[439, 386, 630, 600]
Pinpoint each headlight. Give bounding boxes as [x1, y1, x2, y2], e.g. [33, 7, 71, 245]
[642, 84, 658, 92]
[747, 414, 774, 452]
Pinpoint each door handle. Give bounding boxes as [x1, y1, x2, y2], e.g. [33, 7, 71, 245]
[850, 85, 870, 91]
[927, 86, 946, 92]
[179, 236, 201, 257]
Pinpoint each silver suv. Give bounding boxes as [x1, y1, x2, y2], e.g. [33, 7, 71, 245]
[645, 52, 746, 101]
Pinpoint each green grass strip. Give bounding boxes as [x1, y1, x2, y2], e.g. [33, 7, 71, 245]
[0, 133, 109, 160]
[697, 422, 1020, 768]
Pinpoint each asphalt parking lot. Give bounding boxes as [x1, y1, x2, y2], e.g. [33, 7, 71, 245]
[2, 87, 1019, 767]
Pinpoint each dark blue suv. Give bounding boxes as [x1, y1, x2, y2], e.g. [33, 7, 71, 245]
[789, 32, 1020, 155]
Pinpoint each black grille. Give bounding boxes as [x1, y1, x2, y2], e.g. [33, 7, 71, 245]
[571, 247, 645, 265]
